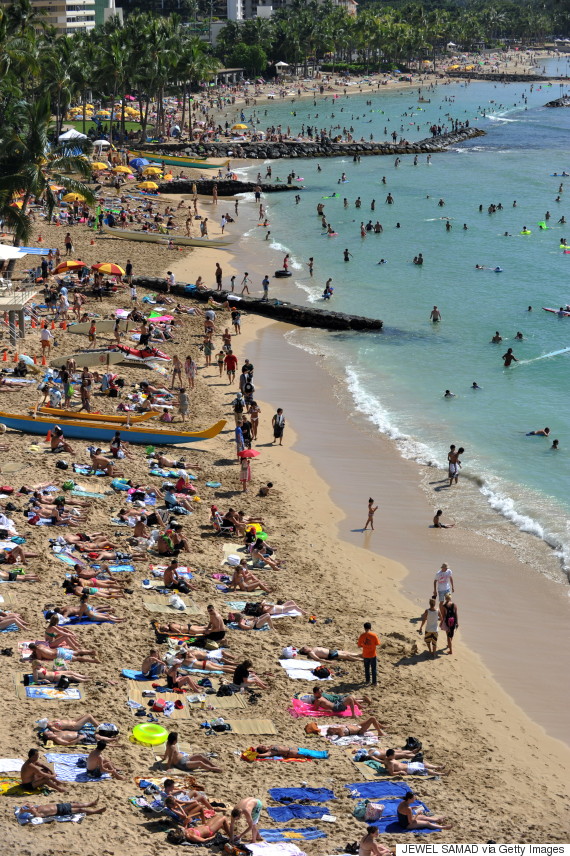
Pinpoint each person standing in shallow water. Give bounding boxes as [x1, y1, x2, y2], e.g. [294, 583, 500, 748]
[363, 498, 378, 530]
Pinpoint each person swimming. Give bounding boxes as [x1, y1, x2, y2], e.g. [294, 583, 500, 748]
[527, 427, 550, 436]
[471, 382, 482, 389]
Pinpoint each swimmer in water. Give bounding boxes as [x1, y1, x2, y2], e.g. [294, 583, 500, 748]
[433, 510, 455, 529]
[527, 427, 550, 436]
[377, 259, 387, 265]
[471, 382, 482, 389]
[429, 305, 441, 322]
[444, 390, 456, 398]
[491, 332, 502, 343]
[551, 439, 559, 449]
[515, 331, 523, 340]
[502, 348, 518, 366]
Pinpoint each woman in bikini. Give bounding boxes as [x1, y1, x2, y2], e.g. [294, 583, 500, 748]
[44, 615, 82, 650]
[363, 498, 378, 531]
[228, 564, 272, 594]
[162, 732, 222, 773]
[326, 716, 387, 738]
[248, 401, 260, 440]
[31, 659, 91, 684]
[76, 594, 127, 623]
[169, 814, 231, 844]
[165, 663, 201, 693]
[396, 791, 452, 830]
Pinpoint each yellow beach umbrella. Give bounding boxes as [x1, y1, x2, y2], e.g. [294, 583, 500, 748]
[91, 162, 108, 170]
[232, 123, 248, 130]
[138, 181, 158, 190]
[113, 165, 132, 173]
[142, 166, 162, 175]
[163, 174, 173, 181]
[62, 192, 86, 203]
[92, 262, 125, 276]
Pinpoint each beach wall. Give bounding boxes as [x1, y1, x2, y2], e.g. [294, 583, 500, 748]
[132, 276, 383, 331]
[447, 71, 569, 82]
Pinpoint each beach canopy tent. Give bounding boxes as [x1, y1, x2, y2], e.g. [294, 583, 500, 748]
[129, 158, 149, 169]
[275, 61, 289, 67]
[58, 128, 88, 141]
[0, 246, 27, 261]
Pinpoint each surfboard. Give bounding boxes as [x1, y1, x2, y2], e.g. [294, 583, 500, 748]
[50, 350, 125, 369]
[68, 320, 135, 335]
[542, 307, 570, 316]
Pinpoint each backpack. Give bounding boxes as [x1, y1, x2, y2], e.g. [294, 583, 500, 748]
[403, 737, 422, 752]
[312, 666, 330, 679]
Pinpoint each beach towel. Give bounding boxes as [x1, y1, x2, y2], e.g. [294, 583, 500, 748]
[0, 760, 23, 773]
[258, 828, 326, 842]
[246, 844, 305, 856]
[121, 669, 151, 681]
[42, 611, 113, 626]
[51, 550, 80, 566]
[345, 782, 411, 799]
[268, 788, 335, 803]
[0, 777, 44, 797]
[227, 621, 270, 631]
[0, 623, 18, 632]
[280, 661, 331, 681]
[266, 806, 329, 822]
[71, 489, 107, 499]
[72, 465, 107, 476]
[289, 698, 362, 718]
[226, 609, 302, 620]
[45, 753, 110, 783]
[106, 563, 135, 574]
[370, 802, 437, 834]
[25, 686, 82, 700]
[15, 807, 84, 825]
[225, 719, 277, 736]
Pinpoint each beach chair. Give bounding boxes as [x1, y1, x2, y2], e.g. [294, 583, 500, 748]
[211, 513, 233, 537]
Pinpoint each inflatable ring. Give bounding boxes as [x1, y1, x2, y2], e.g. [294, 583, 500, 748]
[274, 270, 292, 278]
[246, 523, 262, 533]
[132, 723, 168, 745]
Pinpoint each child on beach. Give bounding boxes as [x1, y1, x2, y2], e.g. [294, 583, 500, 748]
[363, 498, 378, 531]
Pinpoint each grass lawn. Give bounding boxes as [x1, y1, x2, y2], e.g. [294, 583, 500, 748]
[64, 119, 143, 133]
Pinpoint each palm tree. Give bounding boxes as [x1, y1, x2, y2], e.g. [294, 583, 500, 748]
[0, 95, 95, 261]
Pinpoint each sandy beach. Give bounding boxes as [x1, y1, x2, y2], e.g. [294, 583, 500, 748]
[1, 63, 570, 852]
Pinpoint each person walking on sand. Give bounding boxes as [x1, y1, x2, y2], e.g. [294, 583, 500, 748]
[448, 446, 464, 486]
[357, 621, 380, 686]
[240, 272, 250, 295]
[363, 497, 378, 530]
[215, 262, 223, 290]
[272, 408, 285, 445]
[239, 455, 251, 492]
[261, 274, 270, 301]
[440, 592, 458, 655]
[433, 562, 454, 603]
[419, 597, 440, 658]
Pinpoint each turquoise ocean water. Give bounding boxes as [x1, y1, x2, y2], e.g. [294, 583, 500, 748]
[237, 57, 570, 579]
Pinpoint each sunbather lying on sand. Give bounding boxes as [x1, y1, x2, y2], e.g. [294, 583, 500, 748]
[327, 716, 387, 738]
[312, 687, 371, 716]
[63, 577, 127, 599]
[162, 732, 222, 773]
[255, 745, 318, 759]
[76, 594, 127, 623]
[299, 646, 362, 662]
[31, 659, 91, 684]
[58, 532, 117, 547]
[0, 567, 38, 581]
[384, 749, 451, 776]
[29, 642, 100, 663]
[174, 651, 235, 673]
[38, 724, 116, 746]
[169, 814, 231, 843]
[19, 798, 106, 818]
[0, 609, 31, 631]
[69, 568, 127, 592]
[0, 545, 39, 566]
[21, 749, 67, 793]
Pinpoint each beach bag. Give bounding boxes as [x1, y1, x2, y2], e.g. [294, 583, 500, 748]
[304, 722, 319, 735]
[205, 640, 219, 650]
[62, 481, 75, 491]
[352, 800, 369, 820]
[55, 460, 68, 470]
[403, 737, 422, 752]
[365, 803, 385, 822]
[312, 666, 330, 679]
[241, 747, 258, 762]
[56, 675, 70, 690]
[168, 594, 186, 610]
[152, 699, 166, 713]
[97, 723, 119, 738]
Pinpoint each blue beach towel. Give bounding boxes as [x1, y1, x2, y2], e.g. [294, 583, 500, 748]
[266, 806, 329, 822]
[25, 686, 81, 700]
[42, 611, 113, 626]
[121, 669, 150, 681]
[107, 564, 135, 574]
[258, 828, 326, 842]
[371, 801, 437, 834]
[45, 753, 110, 783]
[268, 788, 335, 803]
[0, 623, 18, 632]
[345, 782, 410, 799]
[52, 552, 80, 566]
[205, 482, 221, 488]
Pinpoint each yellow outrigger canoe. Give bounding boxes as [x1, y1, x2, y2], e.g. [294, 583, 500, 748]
[128, 150, 230, 170]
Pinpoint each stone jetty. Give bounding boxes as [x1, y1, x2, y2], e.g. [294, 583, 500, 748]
[131, 276, 383, 332]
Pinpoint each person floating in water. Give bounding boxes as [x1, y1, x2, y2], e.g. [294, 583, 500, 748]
[444, 390, 456, 398]
[491, 332, 502, 343]
[502, 348, 518, 366]
[527, 427, 550, 436]
[551, 439, 559, 449]
[471, 382, 482, 389]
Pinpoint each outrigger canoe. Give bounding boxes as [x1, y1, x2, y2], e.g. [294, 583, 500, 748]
[36, 407, 158, 424]
[0, 411, 226, 446]
[128, 150, 230, 170]
[101, 223, 234, 248]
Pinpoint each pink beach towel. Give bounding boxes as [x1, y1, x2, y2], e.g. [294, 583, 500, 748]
[288, 698, 362, 718]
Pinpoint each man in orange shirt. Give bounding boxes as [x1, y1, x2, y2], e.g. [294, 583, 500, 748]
[357, 622, 380, 686]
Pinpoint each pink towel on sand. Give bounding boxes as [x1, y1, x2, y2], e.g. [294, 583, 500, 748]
[288, 698, 362, 718]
